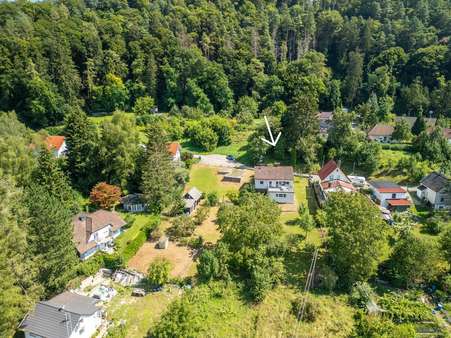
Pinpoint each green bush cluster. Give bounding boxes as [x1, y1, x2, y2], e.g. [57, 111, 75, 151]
[378, 293, 433, 324]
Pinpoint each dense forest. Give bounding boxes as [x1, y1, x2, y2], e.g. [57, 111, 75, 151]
[1, 0, 451, 336]
[0, 0, 450, 130]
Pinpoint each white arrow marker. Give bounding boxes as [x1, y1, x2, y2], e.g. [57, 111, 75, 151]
[261, 116, 281, 147]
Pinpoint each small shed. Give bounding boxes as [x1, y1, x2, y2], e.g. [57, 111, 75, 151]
[121, 194, 147, 213]
[157, 236, 169, 249]
[184, 187, 202, 214]
[223, 169, 244, 183]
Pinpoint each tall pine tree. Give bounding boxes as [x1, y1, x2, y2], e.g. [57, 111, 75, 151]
[25, 150, 79, 295]
[0, 176, 41, 337]
[64, 108, 99, 193]
[141, 124, 177, 213]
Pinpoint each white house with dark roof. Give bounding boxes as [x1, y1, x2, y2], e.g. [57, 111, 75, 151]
[73, 210, 127, 260]
[417, 172, 450, 210]
[121, 193, 147, 212]
[19, 292, 102, 338]
[255, 166, 294, 204]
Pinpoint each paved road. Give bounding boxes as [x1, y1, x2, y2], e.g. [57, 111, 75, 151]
[195, 154, 246, 168]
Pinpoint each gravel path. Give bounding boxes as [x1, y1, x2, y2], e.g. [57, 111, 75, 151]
[196, 154, 247, 168]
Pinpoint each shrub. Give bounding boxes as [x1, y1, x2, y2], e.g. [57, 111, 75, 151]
[151, 227, 163, 241]
[147, 258, 171, 287]
[291, 297, 320, 322]
[206, 192, 219, 206]
[378, 293, 433, 323]
[194, 206, 209, 225]
[77, 253, 104, 276]
[167, 215, 196, 239]
[103, 253, 124, 270]
[349, 281, 375, 309]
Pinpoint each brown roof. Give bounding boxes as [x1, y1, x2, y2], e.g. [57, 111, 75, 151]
[45, 136, 65, 151]
[255, 166, 293, 181]
[72, 210, 126, 254]
[443, 128, 451, 140]
[368, 124, 394, 137]
[318, 160, 338, 181]
[387, 199, 411, 206]
[321, 180, 356, 192]
[167, 142, 180, 156]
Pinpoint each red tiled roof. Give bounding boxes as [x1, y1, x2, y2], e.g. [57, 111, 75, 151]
[378, 187, 406, 193]
[45, 136, 65, 151]
[255, 166, 294, 180]
[321, 180, 356, 191]
[368, 124, 394, 137]
[318, 160, 338, 181]
[387, 199, 411, 206]
[167, 142, 180, 156]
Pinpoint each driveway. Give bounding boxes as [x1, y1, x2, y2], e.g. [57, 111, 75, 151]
[196, 154, 246, 168]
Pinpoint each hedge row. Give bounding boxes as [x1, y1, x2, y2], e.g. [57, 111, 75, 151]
[380, 143, 413, 151]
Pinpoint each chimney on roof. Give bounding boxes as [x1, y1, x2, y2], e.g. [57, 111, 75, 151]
[85, 216, 92, 242]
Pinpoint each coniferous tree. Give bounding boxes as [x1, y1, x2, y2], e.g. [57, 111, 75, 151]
[25, 150, 79, 295]
[141, 124, 177, 213]
[0, 177, 41, 337]
[64, 108, 99, 193]
[25, 184, 78, 295]
[33, 149, 79, 213]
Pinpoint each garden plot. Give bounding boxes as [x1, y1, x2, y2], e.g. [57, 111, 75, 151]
[127, 241, 196, 277]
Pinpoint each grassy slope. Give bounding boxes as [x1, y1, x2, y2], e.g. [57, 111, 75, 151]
[149, 283, 355, 337]
[107, 286, 180, 337]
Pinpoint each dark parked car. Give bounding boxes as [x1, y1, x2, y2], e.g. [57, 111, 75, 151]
[226, 155, 235, 161]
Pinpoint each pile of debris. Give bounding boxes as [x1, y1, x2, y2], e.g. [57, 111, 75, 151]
[112, 269, 144, 286]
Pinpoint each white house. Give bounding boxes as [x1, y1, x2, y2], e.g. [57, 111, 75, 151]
[45, 135, 67, 157]
[369, 180, 411, 211]
[167, 142, 181, 161]
[317, 160, 351, 183]
[73, 210, 127, 260]
[255, 166, 294, 204]
[19, 292, 102, 338]
[121, 193, 147, 212]
[368, 124, 394, 143]
[417, 172, 450, 210]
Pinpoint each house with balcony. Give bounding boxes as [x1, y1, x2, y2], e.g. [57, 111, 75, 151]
[417, 172, 450, 210]
[73, 210, 127, 260]
[255, 166, 294, 204]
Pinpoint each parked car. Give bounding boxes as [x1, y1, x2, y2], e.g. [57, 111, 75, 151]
[226, 155, 235, 161]
[132, 288, 146, 297]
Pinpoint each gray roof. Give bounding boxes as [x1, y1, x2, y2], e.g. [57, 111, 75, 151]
[20, 292, 99, 338]
[395, 116, 437, 129]
[185, 187, 202, 201]
[421, 172, 450, 192]
[121, 193, 145, 205]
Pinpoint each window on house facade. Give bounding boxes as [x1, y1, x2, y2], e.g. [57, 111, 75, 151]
[260, 181, 263, 184]
[391, 193, 396, 198]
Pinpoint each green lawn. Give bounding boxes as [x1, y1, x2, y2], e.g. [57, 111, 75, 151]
[187, 164, 241, 198]
[115, 213, 159, 254]
[107, 286, 180, 337]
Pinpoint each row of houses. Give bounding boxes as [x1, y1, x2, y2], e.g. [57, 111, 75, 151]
[315, 159, 450, 213]
[41, 136, 183, 162]
[368, 117, 451, 143]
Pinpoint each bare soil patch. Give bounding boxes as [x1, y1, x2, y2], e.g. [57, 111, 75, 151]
[128, 241, 195, 278]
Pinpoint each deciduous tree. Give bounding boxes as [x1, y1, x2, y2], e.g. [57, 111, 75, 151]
[90, 182, 122, 210]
